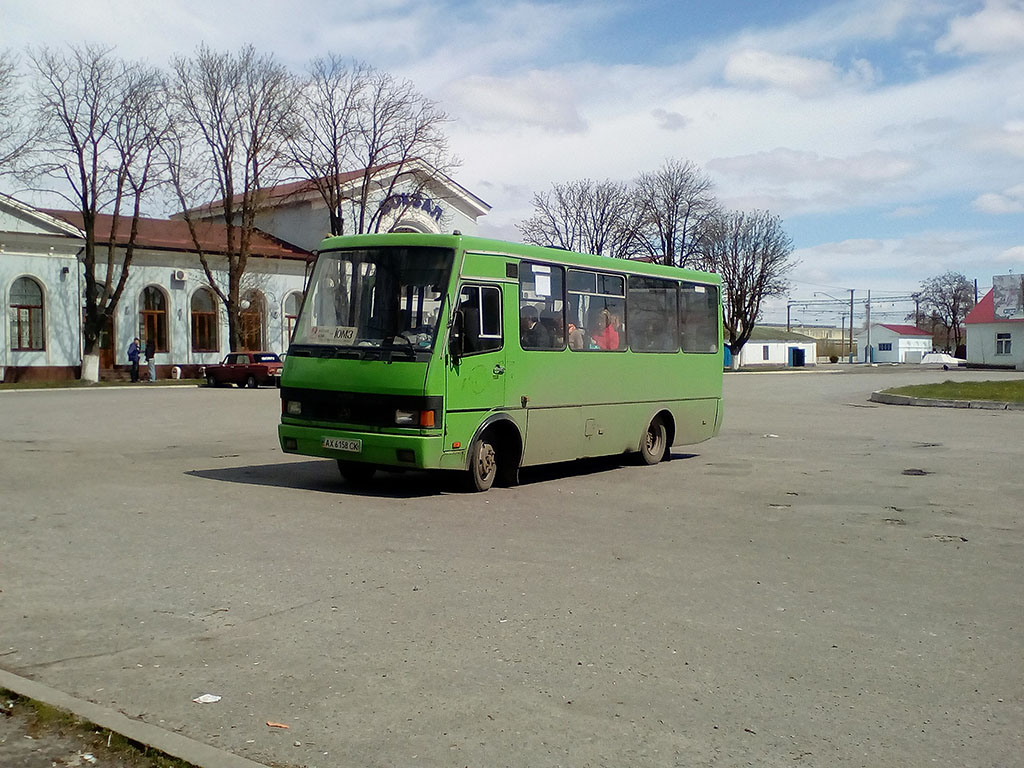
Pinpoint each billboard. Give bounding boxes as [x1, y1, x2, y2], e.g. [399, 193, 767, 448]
[992, 274, 1024, 320]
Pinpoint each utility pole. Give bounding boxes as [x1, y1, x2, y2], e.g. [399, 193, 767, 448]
[865, 290, 871, 363]
[848, 289, 854, 364]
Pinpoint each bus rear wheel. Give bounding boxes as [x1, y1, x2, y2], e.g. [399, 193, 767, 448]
[639, 415, 667, 465]
[467, 434, 497, 492]
[337, 460, 376, 486]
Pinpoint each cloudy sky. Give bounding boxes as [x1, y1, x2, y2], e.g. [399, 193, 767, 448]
[3, 0, 1023, 323]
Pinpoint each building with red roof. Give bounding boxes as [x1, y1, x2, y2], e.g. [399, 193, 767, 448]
[1, 193, 313, 382]
[1, 160, 492, 382]
[965, 278, 1024, 369]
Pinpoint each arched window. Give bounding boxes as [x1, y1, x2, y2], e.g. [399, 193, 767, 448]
[240, 291, 265, 351]
[140, 286, 168, 352]
[284, 292, 302, 343]
[191, 288, 218, 352]
[10, 277, 45, 351]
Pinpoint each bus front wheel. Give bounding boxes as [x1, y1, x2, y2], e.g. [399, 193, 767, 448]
[467, 434, 497, 492]
[337, 460, 376, 486]
[639, 415, 667, 465]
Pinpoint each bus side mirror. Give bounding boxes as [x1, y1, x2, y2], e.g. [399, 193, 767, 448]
[449, 310, 465, 362]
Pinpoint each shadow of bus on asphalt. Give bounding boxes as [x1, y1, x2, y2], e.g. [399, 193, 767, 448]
[186, 451, 701, 498]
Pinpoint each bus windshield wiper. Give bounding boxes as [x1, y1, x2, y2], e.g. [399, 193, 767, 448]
[382, 337, 418, 359]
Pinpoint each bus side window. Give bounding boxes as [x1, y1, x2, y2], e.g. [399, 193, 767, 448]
[569, 269, 624, 351]
[680, 282, 719, 353]
[627, 275, 679, 352]
[519, 262, 565, 350]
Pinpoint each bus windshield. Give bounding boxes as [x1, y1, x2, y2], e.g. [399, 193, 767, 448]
[292, 245, 453, 357]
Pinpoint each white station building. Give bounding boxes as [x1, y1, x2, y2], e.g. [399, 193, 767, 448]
[1, 163, 489, 383]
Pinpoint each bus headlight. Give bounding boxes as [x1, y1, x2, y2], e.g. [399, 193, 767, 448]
[395, 409, 436, 427]
[286, 400, 302, 416]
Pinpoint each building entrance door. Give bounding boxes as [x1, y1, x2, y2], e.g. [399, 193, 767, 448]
[83, 310, 116, 369]
[98, 315, 115, 370]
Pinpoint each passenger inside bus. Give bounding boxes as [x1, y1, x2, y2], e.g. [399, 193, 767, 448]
[520, 305, 553, 349]
[590, 308, 620, 350]
[567, 321, 584, 350]
[539, 309, 565, 348]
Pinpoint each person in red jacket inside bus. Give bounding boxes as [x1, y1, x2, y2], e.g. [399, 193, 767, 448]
[591, 308, 620, 350]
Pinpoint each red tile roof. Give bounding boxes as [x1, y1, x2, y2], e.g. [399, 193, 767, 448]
[878, 323, 932, 336]
[965, 289, 1024, 324]
[41, 210, 310, 261]
[185, 162, 405, 214]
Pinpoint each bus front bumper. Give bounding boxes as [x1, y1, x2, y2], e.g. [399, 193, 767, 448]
[278, 422, 467, 471]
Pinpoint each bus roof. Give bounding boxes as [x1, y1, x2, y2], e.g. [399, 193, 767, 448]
[317, 232, 721, 285]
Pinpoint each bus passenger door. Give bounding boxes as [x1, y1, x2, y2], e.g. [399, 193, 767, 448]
[446, 284, 508, 441]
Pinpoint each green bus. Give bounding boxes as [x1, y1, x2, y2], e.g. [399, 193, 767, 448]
[278, 232, 723, 491]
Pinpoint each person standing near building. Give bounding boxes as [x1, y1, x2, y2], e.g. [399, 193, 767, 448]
[145, 337, 156, 382]
[127, 337, 141, 383]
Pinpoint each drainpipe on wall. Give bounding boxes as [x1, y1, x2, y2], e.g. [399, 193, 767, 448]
[75, 247, 84, 369]
[1, 245, 7, 379]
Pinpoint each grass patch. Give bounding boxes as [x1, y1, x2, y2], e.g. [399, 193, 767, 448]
[883, 379, 1024, 403]
[3, 691, 197, 768]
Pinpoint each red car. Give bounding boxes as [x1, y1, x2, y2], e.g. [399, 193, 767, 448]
[204, 352, 283, 388]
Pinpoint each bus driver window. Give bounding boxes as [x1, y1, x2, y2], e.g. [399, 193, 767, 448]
[458, 284, 502, 354]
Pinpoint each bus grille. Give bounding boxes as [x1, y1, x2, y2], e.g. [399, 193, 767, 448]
[280, 387, 442, 429]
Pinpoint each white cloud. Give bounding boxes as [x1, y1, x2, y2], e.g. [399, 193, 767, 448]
[973, 184, 1024, 213]
[652, 109, 690, 131]
[886, 205, 935, 219]
[444, 71, 586, 133]
[995, 245, 1024, 263]
[970, 120, 1024, 159]
[710, 148, 918, 184]
[937, 0, 1024, 55]
[724, 50, 839, 96]
[784, 230, 1006, 304]
[706, 148, 921, 215]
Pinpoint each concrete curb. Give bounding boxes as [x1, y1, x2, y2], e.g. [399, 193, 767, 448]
[0, 669, 267, 768]
[869, 391, 1024, 410]
[0, 383, 203, 394]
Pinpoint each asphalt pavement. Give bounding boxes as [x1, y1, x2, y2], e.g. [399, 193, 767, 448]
[1, 366, 1022, 768]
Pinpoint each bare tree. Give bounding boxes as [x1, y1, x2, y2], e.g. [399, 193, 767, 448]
[167, 45, 297, 351]
[290, 58, 457, 236]
[633, 158, 718, 268]
[917, 271, 975, 352]
[0, 49, 36, 174]
[518, 178, 644, 257]
[288, 55, 368, 235]
[700, 210, 795, 359]
[26, 44, 168, 381]
[350, 69, 456, 234]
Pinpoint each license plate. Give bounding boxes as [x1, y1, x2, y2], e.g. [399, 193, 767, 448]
[322, 436, 362, 453]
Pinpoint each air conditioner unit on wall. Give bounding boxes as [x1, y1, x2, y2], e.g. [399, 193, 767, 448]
[172, 269, 186, 282]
